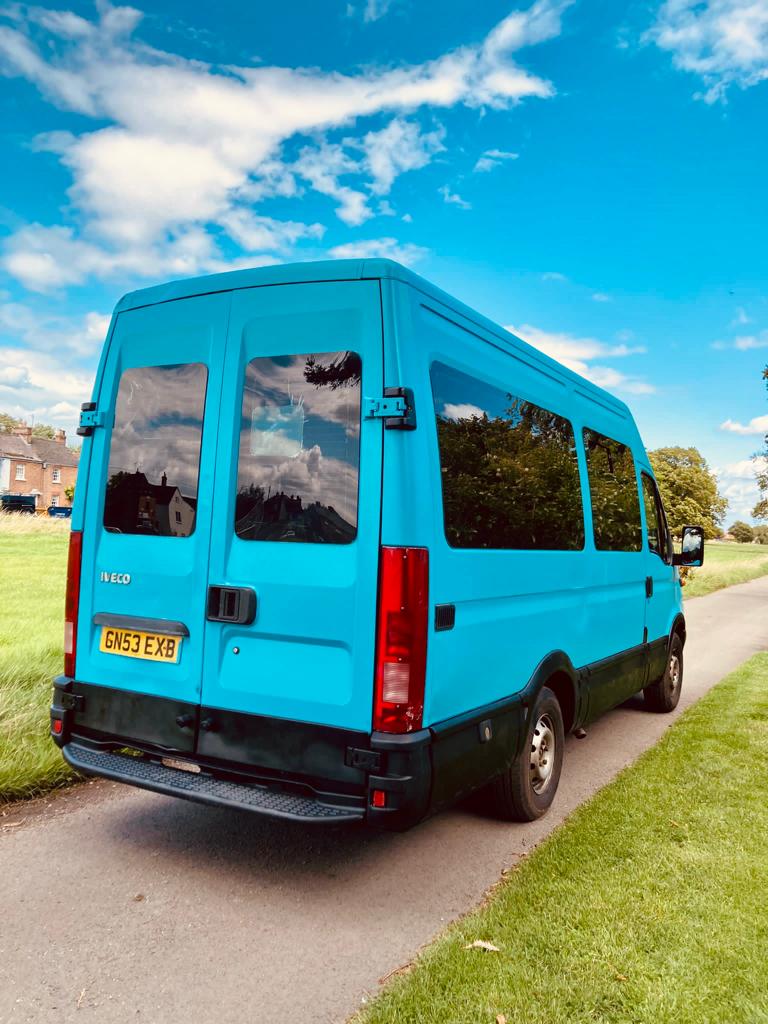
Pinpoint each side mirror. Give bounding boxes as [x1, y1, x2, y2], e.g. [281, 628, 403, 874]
[673, 525, 705, 567]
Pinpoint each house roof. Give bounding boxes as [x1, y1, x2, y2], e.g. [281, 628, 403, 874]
[0, 433, 80, 467]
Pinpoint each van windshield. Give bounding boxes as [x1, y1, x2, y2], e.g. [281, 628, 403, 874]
[103, 363, 208, 537]
[234, 351, 361, 544]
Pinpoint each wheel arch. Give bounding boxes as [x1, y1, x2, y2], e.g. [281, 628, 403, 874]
[520, 651, 580, 735]
[669, 612, 686, 649]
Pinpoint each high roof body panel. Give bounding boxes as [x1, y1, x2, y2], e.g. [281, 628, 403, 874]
[114, 259, 632, 420]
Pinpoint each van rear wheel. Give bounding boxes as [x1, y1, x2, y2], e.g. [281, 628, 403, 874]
[488, 686, 564, 822]
[644, 634, 683, 713]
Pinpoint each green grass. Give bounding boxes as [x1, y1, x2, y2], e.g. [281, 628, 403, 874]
[358, 654, 768, 1024]
[684, 541, 768, 599]
[0, 514, 75, 803]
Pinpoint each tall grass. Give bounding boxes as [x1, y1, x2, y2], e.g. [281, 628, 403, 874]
[0, 514, 74, 802]
[0, 510, 71, 534]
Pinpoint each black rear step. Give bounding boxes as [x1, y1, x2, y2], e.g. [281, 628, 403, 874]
[63, 743, 364, 823]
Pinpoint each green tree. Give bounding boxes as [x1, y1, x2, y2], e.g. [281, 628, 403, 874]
[751, 364, 768, 521]
[648, 446, 727, 539]
[64, 485, 75, 503]
[729, 521, 755, 543]
[752, 524, 768, 544]
[0, 412, 56, 438]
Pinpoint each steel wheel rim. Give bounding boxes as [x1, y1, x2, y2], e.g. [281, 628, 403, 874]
[530, 713, 556, 794]
[668, 653, 681, 697]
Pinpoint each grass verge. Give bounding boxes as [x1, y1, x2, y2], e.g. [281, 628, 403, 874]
[0, 514, 75, 803]
[684, 541, 768, 599]
[357, 654, 768, 1024]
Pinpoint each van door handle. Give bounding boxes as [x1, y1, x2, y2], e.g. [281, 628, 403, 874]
[645, 576, 653, 598]
[206, 586, 257, 625]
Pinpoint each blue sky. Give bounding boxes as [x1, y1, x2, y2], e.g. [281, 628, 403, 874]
[1, 0, 767, 521]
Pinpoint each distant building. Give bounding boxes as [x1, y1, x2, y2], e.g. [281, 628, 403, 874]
[0, 424, 79, 509]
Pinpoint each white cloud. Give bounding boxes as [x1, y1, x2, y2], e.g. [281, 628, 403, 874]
[0, 0, 571, 289]
[439, 185, 472, 209]
[473, 148, 519, 172]
[442, 402, 487, 420]
[732, 306, 752, 325]
[541, 271, 568, 282]
[0, 302, 110, 433]
[733, 331, 768, 350]
[591, 291, 611, 302]
[0, 302, 109, 358]
[361, 119, 445, 195]
[0, 365, 31, 387]
[720, 414, 768, 435]
[327, 237, 428, 265]
[648, 0, 768, 102]
[507, 322, 654, 394]
[714, 458, 766, 520]
[712, 328, 768, 350]
[363, 0, 395, 22]
[720, 456, 768, 478]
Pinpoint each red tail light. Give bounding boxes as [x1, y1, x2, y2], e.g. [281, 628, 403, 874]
[373, 546, 429, 734]
[64, 530, 83, 678]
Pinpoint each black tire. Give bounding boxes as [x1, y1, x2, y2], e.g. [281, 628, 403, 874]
[488, 686, 565, 822]
[644, 633, 683, 713]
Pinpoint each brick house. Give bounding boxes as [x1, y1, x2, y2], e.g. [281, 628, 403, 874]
[0, 425, 79, 509]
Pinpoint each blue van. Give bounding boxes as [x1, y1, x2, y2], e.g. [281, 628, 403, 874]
[50, 260, 703, 829]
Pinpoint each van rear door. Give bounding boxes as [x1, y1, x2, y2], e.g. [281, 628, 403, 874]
[75, 294, 228, 752]
[198, 281, 383, 739]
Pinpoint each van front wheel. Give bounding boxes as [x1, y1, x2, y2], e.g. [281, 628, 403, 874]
[644, 634, 683, 713]
[489, 687, 564, 822]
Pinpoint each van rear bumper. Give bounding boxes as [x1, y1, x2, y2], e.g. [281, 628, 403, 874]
[50, 677, 434, 830]
[61, 742, 367, 823]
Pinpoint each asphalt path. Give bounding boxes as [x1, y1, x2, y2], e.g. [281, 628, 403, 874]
[2, 576, 767, 1024]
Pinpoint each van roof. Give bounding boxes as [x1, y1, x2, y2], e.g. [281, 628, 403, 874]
[115, 258, 632, 420]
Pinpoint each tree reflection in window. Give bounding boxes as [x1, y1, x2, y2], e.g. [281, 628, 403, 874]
[431, 363, 584, 550]
[583, 428, 642, 552]
[235, 351, 362, 543]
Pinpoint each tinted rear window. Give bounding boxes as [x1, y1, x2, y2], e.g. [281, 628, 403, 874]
[583, 428, 642, 552]
[235, 351, 361, 543]
[431, 362, 585, 550]
[103, 363, 208, 537]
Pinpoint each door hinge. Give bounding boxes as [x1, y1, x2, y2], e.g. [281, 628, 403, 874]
[77, 402, 106, 437]
[363, 387, 416, 430]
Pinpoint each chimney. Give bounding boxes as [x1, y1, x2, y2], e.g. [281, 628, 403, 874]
[161, 472, 167, 487]
[13, 423, 32, 443]
[54, 428, 66, 445]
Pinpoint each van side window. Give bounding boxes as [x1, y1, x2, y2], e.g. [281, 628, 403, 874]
[583, 429, 642, 552]
[103, 363, 208, 537]
[430, 362, 584, 550]
[641, 472, 669, 561]
[235, 351, 361, 543]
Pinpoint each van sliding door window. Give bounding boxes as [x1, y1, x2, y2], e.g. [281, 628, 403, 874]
[235, 351, 361, 544]
[103, 363, 208, 538]
[583, 429, 642, 552]
[430, 362, 584, 550]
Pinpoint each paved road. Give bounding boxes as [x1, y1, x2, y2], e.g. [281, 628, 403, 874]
[2, 577, 767, 1024]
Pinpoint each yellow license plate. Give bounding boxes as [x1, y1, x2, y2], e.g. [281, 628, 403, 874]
[99, 627, 182, 664]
